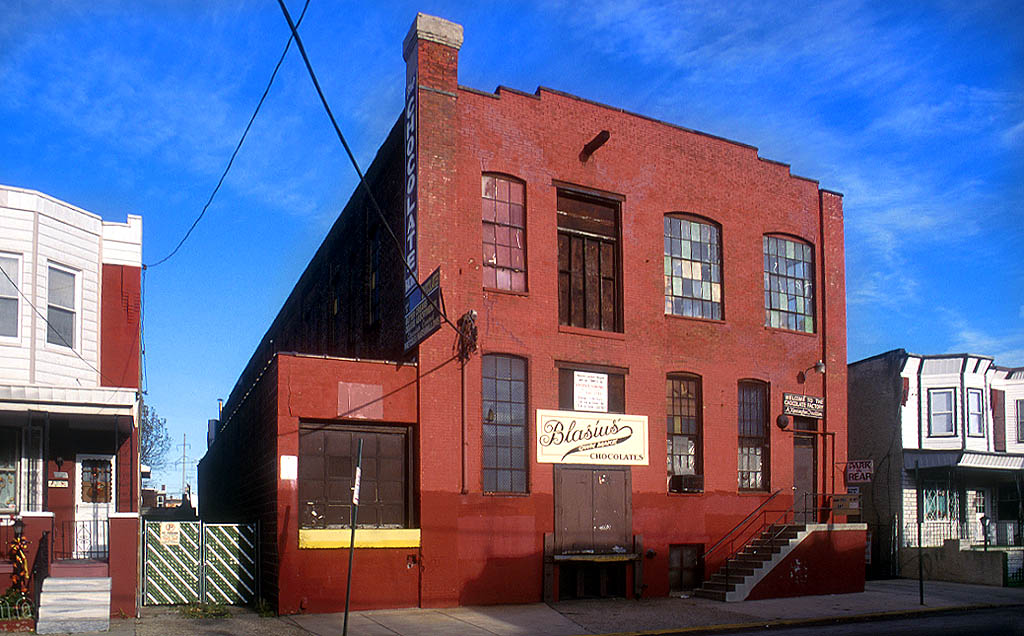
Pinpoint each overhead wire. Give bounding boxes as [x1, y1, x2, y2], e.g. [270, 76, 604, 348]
[0, 263, 120, 387]
[145, 0, 312, 269]
[274, 0, 461, 337]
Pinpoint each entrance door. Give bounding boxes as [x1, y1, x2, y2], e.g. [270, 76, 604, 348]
[74, 453, 115, 558]
[554, 466, 631, 553]
[793, 435, 816, 524]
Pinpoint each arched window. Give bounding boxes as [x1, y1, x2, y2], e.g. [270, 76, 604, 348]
[667, 374, 703, 493]
[482, 354, 528, 493]
[738, 380, 769, 491]
[482, 175, 526, 292]
[763, 235, 814, 333]
[664, 215, 722, 320]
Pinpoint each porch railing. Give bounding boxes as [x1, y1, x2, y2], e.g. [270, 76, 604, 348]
[30, 530, 49, 620]
[53, 520, 109, 561]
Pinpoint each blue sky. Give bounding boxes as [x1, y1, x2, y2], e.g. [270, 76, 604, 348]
[2, 0, 1021, 493]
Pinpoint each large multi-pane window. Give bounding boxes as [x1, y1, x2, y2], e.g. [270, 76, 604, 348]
[667, 375, 702, 493]
[482, 175, 526, 292]
[482, 354, 528, 493]
[967, 388, 984, 437]
[298, 426, 409, 529]
[46, 265, 76, 348]
[664, 216, 722, 320]
[0, 255, 19, 338]
[763, 235, 814, 333]
[738, 381, 769, 491]
[557, 192, 621, 332]
[928, 388, 955, 436]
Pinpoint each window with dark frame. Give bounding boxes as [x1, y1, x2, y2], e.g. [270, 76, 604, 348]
[763, 235, 814, 333]
[557, 367, 625, 413]
[738, 380, 769, 491]
[928, 388, 955, 436]
[557, 192, 621, 332]
[482, 354, 528, 493]
[0, 256, 19, 338]
[967, 388, 984, 437]
[482, 175, 526, 292]
[923, 481, 958, 522]
[667, 374, 703, 493]
[298, 426, 409, 529]
[664, 216, 722, 320]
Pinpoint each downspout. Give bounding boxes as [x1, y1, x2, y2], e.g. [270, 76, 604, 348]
[816, 191, 829, 516]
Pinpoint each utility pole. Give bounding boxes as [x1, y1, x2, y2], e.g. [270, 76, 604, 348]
[174, 434, 194, 503]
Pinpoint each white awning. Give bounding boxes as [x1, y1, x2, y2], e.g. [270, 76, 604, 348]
[958, 452, 1024, 471]
[0, 383, 137, 416]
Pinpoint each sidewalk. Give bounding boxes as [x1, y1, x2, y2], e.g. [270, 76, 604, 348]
[62, 579, 1024, 636]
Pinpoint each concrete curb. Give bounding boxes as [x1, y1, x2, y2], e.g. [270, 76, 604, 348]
[584, 602, 1024, 636]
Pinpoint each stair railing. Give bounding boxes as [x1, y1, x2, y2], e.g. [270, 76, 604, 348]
[703, 487, 801, 596]
[30, 531, 50, 620]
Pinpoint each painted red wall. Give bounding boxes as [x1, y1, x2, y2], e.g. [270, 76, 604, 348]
[274, 355, 419, 614]
[108, 516, 138, 616]
[100, 264, 141, 390]
[746, 527, 866, 599]
[409, 22, 848, 607]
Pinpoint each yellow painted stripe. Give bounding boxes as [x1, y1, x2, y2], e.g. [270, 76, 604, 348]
[298, 528, 421, 549]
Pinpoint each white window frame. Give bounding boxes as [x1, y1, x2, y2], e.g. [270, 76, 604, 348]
[0, 427, 17, 512]
[1017, 399, 1024, 444]
[967, 388, 984, 438]
[0, 253, 22, 344]
[45, 262, 80, 351]
[928, 388, 956, 437]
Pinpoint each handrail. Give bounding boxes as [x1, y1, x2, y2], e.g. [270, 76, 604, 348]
[703, 488, 785, 559]
[30, 530, 50, 620]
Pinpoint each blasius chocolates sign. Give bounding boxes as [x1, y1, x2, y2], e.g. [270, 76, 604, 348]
[536, 409, 649, 465]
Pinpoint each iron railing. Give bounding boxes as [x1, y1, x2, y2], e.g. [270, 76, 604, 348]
[54, 520, 109, 561]
[30, 530, 49, 620]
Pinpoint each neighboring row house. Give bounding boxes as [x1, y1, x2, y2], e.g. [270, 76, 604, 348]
[200, 13, 862, 613]
[0, 185, 143, 630]
[848, 349, 1024, 580]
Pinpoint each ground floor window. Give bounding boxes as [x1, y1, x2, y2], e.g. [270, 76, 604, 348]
[0, 428, 16, 511]
[298, 425, 410, 529]
[922, 481, 958, 522]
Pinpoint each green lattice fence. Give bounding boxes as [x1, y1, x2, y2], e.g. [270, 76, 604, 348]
[143, 521, 256, 605]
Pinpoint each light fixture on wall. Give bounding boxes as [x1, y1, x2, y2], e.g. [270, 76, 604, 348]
[798, 360, 826, 384]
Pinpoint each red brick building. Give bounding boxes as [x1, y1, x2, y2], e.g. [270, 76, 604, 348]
[200, 13, 860, 613]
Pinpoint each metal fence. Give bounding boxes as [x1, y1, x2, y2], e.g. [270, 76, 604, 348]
[143, 520, 257, 606]
[53, 520, 109, 560]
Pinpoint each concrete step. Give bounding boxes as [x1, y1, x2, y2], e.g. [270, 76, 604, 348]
[36, 577, 110, 634]
[692, 588, 727, 601]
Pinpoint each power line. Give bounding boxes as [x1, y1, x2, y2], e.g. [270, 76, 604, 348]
[0, 262, 116, 385]
[274, 0, 460, 337]
[146, 0, 312, 269]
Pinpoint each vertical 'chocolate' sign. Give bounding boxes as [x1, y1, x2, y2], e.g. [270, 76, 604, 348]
[404, 63, 418, 297]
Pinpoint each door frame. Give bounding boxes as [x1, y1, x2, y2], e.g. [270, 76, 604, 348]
[74, 452, 116, 558]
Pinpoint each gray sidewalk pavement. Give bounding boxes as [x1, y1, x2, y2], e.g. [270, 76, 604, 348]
[53, 579, 1024, 636]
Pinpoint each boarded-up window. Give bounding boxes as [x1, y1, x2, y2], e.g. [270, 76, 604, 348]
[557, 193, 621, 332]
[738, 381, 769, 491]
[558, 368, 625, 413]
[298, 426, 409, 529]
